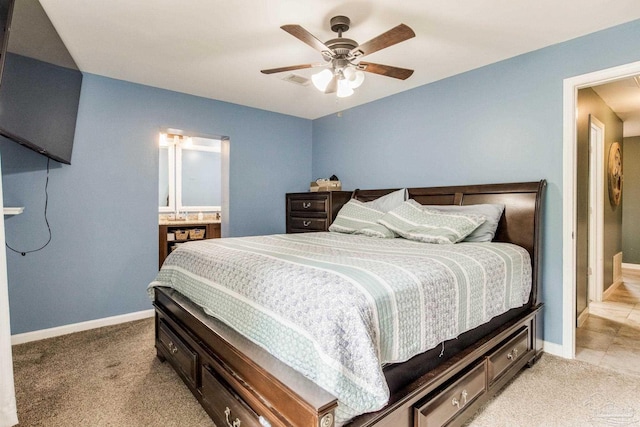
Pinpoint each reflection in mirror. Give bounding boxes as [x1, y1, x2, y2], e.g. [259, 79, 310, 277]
[159, 131, 221, 214]
[180, 148, 221, 207]
[178, 137, 221, 211]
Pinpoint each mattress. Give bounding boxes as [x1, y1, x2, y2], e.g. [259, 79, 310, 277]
[148, 232, 531, 424]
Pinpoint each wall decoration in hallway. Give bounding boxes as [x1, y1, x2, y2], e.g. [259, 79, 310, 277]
[608, 142, 622, 207]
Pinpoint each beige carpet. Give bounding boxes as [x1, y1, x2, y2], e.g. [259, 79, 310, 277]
[12, 318, 213, 427]
[11, 318, 640, 426]
[466, 353, 640, 426]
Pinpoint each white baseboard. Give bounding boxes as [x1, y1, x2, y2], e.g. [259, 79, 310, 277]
[622, 263, 640, 271]
[11, 309, 155, 345]
[603, 278, 623, 300]
[542, 340, 568, 358]
[577, 308, 589, 328]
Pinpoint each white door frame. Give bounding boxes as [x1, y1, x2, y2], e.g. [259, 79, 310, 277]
[588, 116, 605, 305]
[562, 60, 640, 359]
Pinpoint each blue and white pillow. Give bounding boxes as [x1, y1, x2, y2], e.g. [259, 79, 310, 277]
[365, 188, 407, 212]
[378, 200, 486, 244]
[329, 199, 396, 238]
[424, 203, 504, 242]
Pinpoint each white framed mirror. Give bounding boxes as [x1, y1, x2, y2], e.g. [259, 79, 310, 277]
[159, 130, 222, 214]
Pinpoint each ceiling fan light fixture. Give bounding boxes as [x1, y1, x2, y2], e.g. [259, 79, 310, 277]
[337, 78, 354, 98]
[343, 67, 365, 89]
[263, 16, 415, 98]
[312, 69, 333, 91]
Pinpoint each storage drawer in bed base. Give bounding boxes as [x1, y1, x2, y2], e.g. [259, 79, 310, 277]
[154, 287, 542, 427]
[156, 318, 199, 388]
[201, 363, 265, 427]
[488, 327, 531, 384]
[414, 362, 487, 427]
[349, 305, 542, 427]
[155, 304, 283, 427]
[411, 325, 535, 427]
[153, 288, 338, 427]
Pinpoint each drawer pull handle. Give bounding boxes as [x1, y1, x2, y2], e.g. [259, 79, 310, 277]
[225, 407, 241, 427]
[302, 202, 311, 209]
[507, 348, 519, 360]
[259, 416, 272, 427]
[451, 389, 468, 409]
[167, 341, 178, 354]
[303, 221, 311, 227]
[320, 413, 334, 427]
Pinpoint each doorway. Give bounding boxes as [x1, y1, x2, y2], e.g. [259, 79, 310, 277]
[562, 60, 640, 358]
[158, 130, 231, 238]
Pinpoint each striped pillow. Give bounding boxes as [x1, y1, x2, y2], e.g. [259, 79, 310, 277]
[329, 200, 396, 238]
[423, 203, 504, 242]
[378, 200, 486, 244]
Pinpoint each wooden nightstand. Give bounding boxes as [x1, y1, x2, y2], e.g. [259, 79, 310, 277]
[286, 191, 352, 233]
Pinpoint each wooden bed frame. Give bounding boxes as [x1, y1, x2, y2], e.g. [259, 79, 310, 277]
[153, 180, 546, 427]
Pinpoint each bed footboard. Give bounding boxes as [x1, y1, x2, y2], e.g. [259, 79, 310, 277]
[153, 286, 338, 427]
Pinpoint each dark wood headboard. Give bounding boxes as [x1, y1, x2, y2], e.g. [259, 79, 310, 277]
[353, 180, 546, 305]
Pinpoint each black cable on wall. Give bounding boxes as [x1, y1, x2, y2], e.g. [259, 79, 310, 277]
[6, 157, 52, 256]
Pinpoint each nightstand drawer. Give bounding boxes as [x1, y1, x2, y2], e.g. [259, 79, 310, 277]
[286, 191, 351, 234]
[289, 217, 327, 231]
[289, 198, 328, 213]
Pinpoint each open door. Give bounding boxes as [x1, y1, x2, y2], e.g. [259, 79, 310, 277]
[587, 115, 605, 308]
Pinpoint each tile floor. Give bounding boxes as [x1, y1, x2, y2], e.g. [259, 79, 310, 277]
[575, 268, 640, 376]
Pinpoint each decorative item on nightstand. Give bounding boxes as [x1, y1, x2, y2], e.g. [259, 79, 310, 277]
[310, 175, 342, 192]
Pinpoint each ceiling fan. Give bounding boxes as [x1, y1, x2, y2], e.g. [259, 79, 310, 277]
[261, 16, 415, 97]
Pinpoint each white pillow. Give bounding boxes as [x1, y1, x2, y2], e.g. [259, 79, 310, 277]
[424, 204, 505, 242]
[329, 199, 396, 238]
[378, 200, 486, 244]
[365, 188, 407, 213]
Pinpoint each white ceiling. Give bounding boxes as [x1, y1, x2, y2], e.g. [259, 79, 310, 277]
[592, 77, 640, 137]
[39, 0, 640, 120]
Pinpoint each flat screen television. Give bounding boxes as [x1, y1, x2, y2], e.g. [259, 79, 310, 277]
[0, 0, 82, 164]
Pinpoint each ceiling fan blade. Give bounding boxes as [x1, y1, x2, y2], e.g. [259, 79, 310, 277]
[359, 62, 414, 80]
[261, 63, 320, 74]
[350, 24, 415, 57]
[281, 24, 331, 54]
[325, 75, 338, 94]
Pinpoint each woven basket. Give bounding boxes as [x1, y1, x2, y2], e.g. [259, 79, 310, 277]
[189, 229, 205, 239]
[174, 230, 189, 240]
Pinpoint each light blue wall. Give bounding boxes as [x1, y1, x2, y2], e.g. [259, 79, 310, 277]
[312, 19, 640, 346]
[6, 19, 640, 343]
[2, 73, 312, 334]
